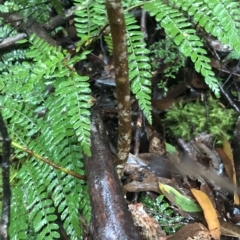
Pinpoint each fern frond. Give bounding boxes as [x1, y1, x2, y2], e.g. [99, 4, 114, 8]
[1, 33, 91, 238]
[50, 0, 64, 16]
[9, 186, 29, 239]
[54, 72, 91, 155]
[34, 117, 88, 238]
[11, 0, 51, 23]
[224, 50, 240, 61]
[205, 0, 240, 53]
[174, 0, 240, 53]
[74, 0, 107, 42]
[19, 160, 60, 239]
[122, 0, 143, 9]
[125, 13, 152, 123]
[104, 33, 113, 54]
[143, 1, 219, 94]
[27, 35, 91, 155]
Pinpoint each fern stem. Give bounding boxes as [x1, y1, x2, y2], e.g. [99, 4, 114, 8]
[105, 0, 131, 167]
[7, 140, 86, 180]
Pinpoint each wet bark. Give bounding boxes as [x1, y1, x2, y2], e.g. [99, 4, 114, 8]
[84, 107, 140, 240]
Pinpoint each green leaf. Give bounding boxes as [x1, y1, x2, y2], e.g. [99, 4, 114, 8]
[166, 142, 177, 154]
[159, 183, 202, 212]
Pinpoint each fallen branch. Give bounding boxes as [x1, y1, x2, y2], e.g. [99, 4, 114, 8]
[84, 107, 140, 239]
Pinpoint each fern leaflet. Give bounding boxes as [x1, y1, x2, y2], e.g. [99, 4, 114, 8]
[125, 12, 152, 123]
[143, 0, 219, 94]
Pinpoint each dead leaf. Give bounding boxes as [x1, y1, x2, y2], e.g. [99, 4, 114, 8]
[167, 223, 211, 240]
[220, 219, 240, 237]
[152, 98, 179, 111]
[200, 182, 216, 209]
[149, 131, 165, 154]
[219, 133, 239, 205]
[233, 116, 240, 179]
[216, 148, 234, 180]
[191, 188, 221, 239]
[221, 132, 233, 160]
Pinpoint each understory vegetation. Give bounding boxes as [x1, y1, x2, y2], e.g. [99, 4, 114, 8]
[0, 0, 240, 239]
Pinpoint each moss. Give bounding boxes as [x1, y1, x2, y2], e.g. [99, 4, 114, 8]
[164, 98, 237, 142]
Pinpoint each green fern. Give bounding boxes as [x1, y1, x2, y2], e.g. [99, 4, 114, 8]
[122, 0, 143, 9]
[104, 33, 113, 54]
[50, 0, 64, 16]
[1, 1, 240, 239]
[173, 0, 240, 53]
[224, 50, 240, 61]
[143, 1, 221, 94]
[1, 34, 91, 239]
[125, 13, 152, 123]
[74, 0, 107, 42]
[11, 0, 51, 23]
[9, 185, 29, 239]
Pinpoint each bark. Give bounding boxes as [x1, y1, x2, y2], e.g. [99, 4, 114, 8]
[0, 113, 11, 240]
[105, 0, 131, 167]
[84, 107, 140, 240]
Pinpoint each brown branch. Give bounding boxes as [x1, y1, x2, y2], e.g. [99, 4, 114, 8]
[0, 33, 27, 49]
[0, 6, 76, 49]
[0, 12, 57, 46]
[84, 107, 140, 239]
[105, 0, 131, 170]
[43, 7, 76, 31]
[0, 113, 11, 240]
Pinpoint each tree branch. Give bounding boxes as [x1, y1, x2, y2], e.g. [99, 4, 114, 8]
[84, 107, 140, 239]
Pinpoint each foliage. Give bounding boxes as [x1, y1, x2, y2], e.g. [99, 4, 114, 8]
[141, 195, 184, 234]
[74, 0, 107, 42]
[0, 33, 91, 239]
[149, 37, 185, 94]
[0, 0, 240, 239]
[0, 18, 27, 72]
[224, 50, 240, 62]
[143, 0, 240, 95]
[125, 12, 152, 123]
[164, 98, 238, 141]
[149, 37, 185, 77]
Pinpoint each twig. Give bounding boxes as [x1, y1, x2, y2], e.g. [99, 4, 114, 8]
[0, 12, 57, 46]
[43, 7, 76, 31]
[140, 9, 148, 39]
[0, 113, 11, 240]
[0, 33, 27, 49]
[105, 0, 131, 169]
[218, 83, 240, 114]
[133, 110, 142, 155]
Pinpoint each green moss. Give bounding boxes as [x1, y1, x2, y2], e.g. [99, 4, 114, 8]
[164, 98, 237, 142]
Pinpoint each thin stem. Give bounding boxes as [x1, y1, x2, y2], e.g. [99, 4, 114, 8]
[105, 0, 131, 168]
